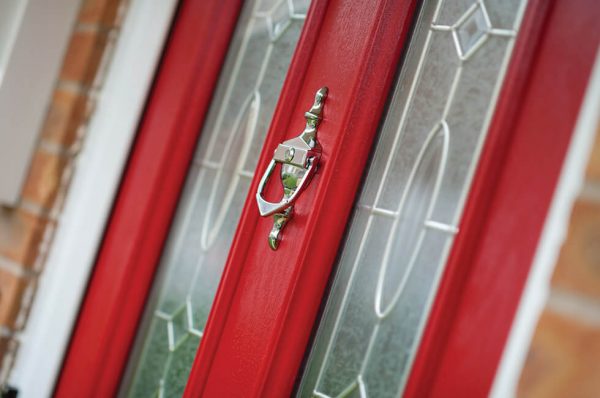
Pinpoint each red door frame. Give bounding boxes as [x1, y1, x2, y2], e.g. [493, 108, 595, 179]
[56, 0, 600, 397]
[55, 1, 244, 396]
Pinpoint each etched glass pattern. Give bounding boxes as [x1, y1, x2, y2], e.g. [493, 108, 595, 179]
[121, 1, 311, 396]
[298, 1, 527, 397]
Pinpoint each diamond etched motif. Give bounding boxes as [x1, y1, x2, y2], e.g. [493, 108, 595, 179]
[456, 5, 490, 58]
[431, 1, 516, 61]
[167, 306, 189, 351]
[266, 1, 292, 41]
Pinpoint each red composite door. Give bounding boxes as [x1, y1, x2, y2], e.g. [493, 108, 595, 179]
[56, 0, 599, 397]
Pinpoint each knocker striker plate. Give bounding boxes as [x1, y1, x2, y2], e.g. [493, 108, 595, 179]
[256, 87, 328, 250]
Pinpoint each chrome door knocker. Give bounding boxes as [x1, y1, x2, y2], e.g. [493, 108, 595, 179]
[256, 87, 328, 250]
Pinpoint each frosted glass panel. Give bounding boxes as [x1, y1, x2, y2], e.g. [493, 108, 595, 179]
[298, 1, 528, 397]
[121, 1, 311, 396]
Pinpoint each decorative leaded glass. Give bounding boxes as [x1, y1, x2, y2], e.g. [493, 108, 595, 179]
[121, 1, 311, 396]
[298, 0, 528, 397]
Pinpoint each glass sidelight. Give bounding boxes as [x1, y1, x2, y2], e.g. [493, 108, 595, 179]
[298, 0, 528, 396]
[121, 0, 311, 396]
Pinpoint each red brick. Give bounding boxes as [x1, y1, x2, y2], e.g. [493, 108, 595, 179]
[0, 208, 47, 268]
[0, 269, 29, 328]
[41, 89, 90, 147]
[78, 0, 122, 27]
[60, 29, 110, 85]
[586, 127, 600, 181]
[518, 310, 600, 398]
[21, 149, 70, 209]
[552, 199, 600, 299]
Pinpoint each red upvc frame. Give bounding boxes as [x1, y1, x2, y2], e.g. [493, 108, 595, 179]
[55, 0, 244, 396]
[56, 0, 600, 397]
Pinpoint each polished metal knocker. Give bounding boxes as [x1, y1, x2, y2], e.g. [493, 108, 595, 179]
[256, 87, 328, 250]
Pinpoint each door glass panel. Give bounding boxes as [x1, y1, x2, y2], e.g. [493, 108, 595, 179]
[121, 1, 311, 396]
[298, 0, 528, 397]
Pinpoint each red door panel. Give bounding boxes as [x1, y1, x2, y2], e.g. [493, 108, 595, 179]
[185, 0, 418, 395]
[56, 0, 600, 397]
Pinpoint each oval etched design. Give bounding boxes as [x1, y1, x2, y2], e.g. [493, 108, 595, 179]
[201, 91, 261, 250]
[374, 122, 449, 319]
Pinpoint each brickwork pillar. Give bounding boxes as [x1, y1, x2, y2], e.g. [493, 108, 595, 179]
[0, 0, 129, 381]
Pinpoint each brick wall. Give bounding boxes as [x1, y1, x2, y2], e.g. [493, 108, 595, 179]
[518, 125, 600, 397]
[0, 0, 128, 383]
